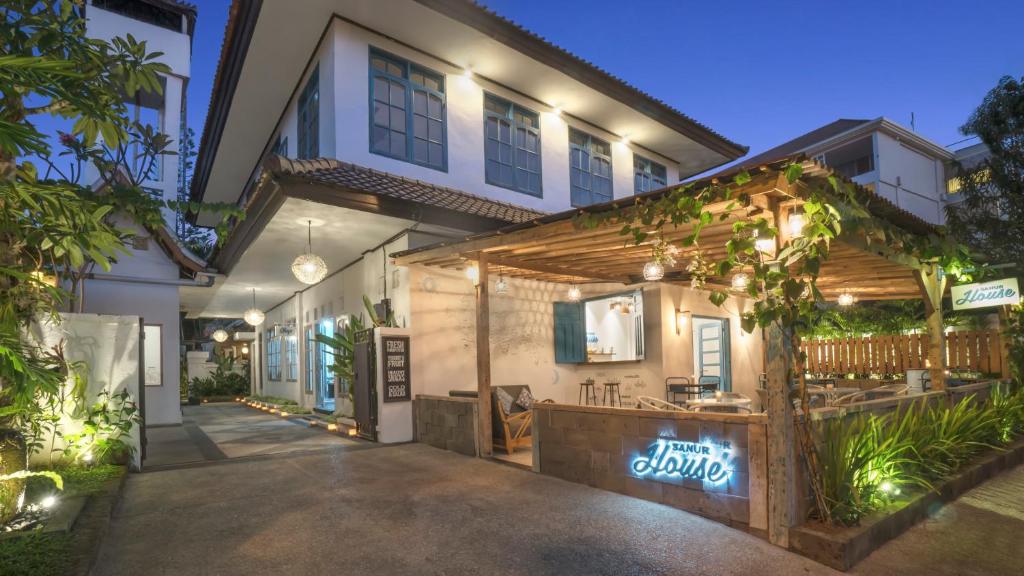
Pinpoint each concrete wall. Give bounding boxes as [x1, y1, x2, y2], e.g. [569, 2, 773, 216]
[413, 395, 478, 456]
[534, 404, 767, 529]
[269, 19, 680, 215]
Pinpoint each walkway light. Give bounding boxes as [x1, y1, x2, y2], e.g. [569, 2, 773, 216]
[731, 273, 750, 291]
[291, 219, 328, 285]
[243, 288, 265, 327]
[838, 292, 856, 307]
[211, 329, 229, 343]
[642, 260, 665, 282]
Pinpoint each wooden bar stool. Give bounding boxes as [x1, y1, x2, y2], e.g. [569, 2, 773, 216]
[603, 381, 622, 407]
[579, 379, 598, 405]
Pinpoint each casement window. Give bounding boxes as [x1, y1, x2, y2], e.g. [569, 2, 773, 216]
[484, 93, 542, 196]
[304, 326, 315, 393]
[297, 66, 319, 159]
[370, 50, 446, 170]
[272, 134, 288, 157]
[285, 335, 298, 382]
[634, 155, 667, 193]
[266, 333, 282, 381]
[569, 128, 612, 206]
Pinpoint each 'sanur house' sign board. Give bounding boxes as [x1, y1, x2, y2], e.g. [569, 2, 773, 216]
[951, 278, 1020, 311]
[381, 335, 411, 402]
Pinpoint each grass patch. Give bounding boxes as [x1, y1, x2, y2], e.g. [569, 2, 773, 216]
[0, 532, 72, 576]
[25, 464, 124, 501]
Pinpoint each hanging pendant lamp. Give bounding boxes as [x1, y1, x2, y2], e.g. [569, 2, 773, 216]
[243, 288, 265, 327]
[291, 219, 328, 285]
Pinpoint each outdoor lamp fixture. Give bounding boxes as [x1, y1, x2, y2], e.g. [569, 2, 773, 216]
[211, 329, 229, 343]
[675, 310, 689, 334]
[243, 288, 265, 326]
[642, 260, 665, 282]
[291, 220, 328, 285]
[567, 284, 582, 302]
[731, 273, 750, 291]
[753, 230, 775, 255]
[465, 263, 480, 285]
[788, 210, 806, 238]
[838, 292, 857, 307]
[241, 345, 249, 355]
[494, 275, 509, 294]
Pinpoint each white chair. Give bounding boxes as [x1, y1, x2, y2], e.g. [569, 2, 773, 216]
[833, 391, 866, 406]
[637, 396, 688, 411]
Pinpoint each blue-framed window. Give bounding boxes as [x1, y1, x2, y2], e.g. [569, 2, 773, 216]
[297, 66, 319, 159]
[266, 333, 281, 381]
[285, 335, 298, 381]
[304, 326, 314, 393]
[272, 134, 288, 157]
[370, 49, 446, 170]
[634, 155, 667, 193]
[569, 128, 612, 206]
[484, 93, 541, 196]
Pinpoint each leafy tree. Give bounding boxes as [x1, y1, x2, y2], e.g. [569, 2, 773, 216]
[946, 76, 1024, 273]
[174, 127, 215, 259]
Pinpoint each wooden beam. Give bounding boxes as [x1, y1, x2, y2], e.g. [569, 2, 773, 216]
[482, 255, 630, 284]
[915, 265, 947, 390]
[476, 252, 493, 457]
[765, 321, 796, 547]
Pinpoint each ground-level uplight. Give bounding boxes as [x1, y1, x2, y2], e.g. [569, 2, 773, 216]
[327, 423, 339, 432]
[838, 292, 856, 307]
[347, 428, 358, 437]
[40, 495, 57, 509]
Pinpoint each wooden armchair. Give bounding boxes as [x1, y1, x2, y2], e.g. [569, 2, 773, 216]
[492, 385, 552, 455]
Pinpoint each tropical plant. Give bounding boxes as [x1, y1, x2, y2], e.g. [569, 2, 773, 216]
[188, 353, 249, 400]
[61, 389, 141, 465]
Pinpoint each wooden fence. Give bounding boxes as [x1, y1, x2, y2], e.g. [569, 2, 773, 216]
[801, 329, 1007, 376]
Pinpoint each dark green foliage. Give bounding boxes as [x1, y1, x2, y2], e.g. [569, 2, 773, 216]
[0, 531, 72, 576]
[188, 354, 249, 400]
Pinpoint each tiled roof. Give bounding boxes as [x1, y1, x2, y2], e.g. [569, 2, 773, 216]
[268, 157, 547, 225]
[738, 119, 872, 167]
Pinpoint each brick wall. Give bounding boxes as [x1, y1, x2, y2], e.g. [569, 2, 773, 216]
[413, 395, 478, 457]
[534, 404, 768, 530]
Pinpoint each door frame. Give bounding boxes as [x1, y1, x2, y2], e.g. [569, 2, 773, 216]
[692, 315, 731, 392]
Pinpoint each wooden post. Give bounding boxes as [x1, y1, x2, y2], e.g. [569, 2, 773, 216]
[475, 253, 493, 457]
[915, 265, 947, 390]
[764, 321, 796, 547]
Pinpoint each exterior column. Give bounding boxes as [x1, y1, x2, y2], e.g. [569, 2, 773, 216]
[915, 265, 947, 390]
[294, 291, 305, 407]
[765, 321, 796, 547]
[475, 253, 493, 457]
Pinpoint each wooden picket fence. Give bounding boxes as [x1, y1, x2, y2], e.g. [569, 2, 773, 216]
[801, 329, 1007, 376]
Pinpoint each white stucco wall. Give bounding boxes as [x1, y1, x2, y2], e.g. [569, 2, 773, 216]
[268, 19, 679, 214]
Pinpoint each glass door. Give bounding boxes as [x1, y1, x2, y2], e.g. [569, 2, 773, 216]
[692, 317, 731, 392]
[315, 317, 335, 412]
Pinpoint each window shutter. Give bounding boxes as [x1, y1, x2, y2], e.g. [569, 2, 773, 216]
[553, 302, 585, 363]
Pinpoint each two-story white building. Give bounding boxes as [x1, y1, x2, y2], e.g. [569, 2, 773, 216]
[733, 117, 955, 225]
[184, 0, 751, 415]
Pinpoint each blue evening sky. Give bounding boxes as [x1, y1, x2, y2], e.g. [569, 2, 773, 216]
[183, 1, 1024, 166]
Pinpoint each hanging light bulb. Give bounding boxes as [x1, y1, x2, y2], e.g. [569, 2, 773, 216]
[788, 210, 805, 238]
[642, 260, 665, 281]
[211, 329, 229, 343]
[567, 284, 582, 302]
[241, 345, 249, 355]
[753, 230, 775, 254]
[291, 220, 328, 285]
[494, 275, 509, 294]
[243, 288, 265, 326]
[838, 292, 856, 307]
[731, 273, 750, 291]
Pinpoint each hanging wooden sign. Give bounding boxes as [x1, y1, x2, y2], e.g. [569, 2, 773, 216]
[951, 278, 1020, 311]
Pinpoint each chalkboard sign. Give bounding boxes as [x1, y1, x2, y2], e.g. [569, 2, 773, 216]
[381, 335, 411, 402]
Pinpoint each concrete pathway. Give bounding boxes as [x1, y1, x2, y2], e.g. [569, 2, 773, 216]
[852, 462, 1024, 576]
[143, 403, 358, 468]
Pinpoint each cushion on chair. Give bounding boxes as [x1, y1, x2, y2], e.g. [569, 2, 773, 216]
[495, 387, 515, 415]
[515, 388, 535, 410]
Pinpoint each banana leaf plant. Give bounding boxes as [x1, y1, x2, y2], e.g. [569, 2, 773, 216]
[315, 296, 397, 417]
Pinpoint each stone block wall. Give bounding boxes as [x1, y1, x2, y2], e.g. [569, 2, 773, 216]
[413, 395, 478, 457]
[535, 404, 768, 530]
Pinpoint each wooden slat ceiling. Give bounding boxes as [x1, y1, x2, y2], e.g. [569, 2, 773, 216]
[394, 161, 926, 302]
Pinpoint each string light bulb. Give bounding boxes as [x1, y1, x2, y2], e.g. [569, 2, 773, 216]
[291, 220, 328, 285]
[567, 284, 582, 302]
[731, 273, 750, 291]
[642, 260, 665, 281]
[243, 288, 265, 326]
[211, 329, 229, 343]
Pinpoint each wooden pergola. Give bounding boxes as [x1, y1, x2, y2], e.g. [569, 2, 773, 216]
[392, 157, 950, 546]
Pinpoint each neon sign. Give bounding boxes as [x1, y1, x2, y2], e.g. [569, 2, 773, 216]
[631, 439, 733, 485]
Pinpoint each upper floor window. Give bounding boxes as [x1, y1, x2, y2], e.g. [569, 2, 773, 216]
[266, 334, 282, 381]
[370, 50, 446, 170]
[569, 128, 612, 206]
[484, 94, 541, 196]
[297, 66, 319, 159]
[272, 135, 288, 157]
[634, 155, 667, 193]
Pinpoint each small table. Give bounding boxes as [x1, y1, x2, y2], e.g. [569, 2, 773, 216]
[686, 397, 752, 412]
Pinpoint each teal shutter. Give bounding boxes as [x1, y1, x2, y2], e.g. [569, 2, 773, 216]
[553, 302, 585, 363]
